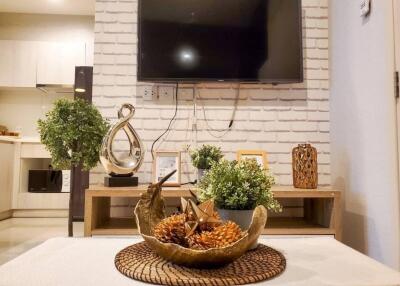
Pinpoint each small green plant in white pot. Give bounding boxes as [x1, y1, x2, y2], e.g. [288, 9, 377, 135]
[198, 159, 281, 233]
[190, 144, 223, 181]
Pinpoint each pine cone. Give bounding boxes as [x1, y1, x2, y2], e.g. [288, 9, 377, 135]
[186, 233, 214, 250]
[212, 221, 244, 248]
[187, 221, 244, 250]
[153, 214, 186, 246]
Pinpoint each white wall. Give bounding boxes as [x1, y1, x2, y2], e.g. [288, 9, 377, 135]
[92, 0, 331, 186]
[330, 0, 400, 269]
[0, 13, 94, 137]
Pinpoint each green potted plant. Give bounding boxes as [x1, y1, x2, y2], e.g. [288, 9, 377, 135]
[38, 98, 109, 236]
[198, 159, 281, 231]
[190, 144, 223, 180]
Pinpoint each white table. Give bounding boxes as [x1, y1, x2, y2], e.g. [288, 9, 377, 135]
[0, 237, 399, 286]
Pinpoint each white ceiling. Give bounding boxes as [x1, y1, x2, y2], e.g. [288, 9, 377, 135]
[0, 0, 94, 16]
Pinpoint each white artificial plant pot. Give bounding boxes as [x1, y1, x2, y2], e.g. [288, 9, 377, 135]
[217, 208, 258, 249]
[197, 169, 206, 182]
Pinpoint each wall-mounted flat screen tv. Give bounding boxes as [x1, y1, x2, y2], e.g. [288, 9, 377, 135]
[138, 0, 303, 83]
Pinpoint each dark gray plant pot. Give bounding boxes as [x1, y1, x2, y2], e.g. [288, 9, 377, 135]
[217, 208, 258, 249]
[197, 169, 206, 182]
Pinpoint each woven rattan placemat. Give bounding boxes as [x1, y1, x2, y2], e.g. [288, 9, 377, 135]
[115, 242, 286, 286]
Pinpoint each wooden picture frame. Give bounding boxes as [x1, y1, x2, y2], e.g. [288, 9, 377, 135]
[236, 150, 268, 169]
[152, 151, 181, 186]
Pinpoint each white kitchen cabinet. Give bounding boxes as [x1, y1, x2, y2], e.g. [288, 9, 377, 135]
[0, 40, 14, 87]
[0, 142, 14, 218]
[0, 137, 69, 216]
[13, 41, 38, 87]
[0, 41, 37, 88]
[36, 41, 86, 85]
[20, 142, 50, 159]
[0, 40, 88, 88]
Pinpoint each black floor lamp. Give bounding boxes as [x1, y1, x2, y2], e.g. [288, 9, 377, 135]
[69, 66, 93, 237]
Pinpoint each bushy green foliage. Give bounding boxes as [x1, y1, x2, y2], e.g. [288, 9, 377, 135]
[37, 98, 110, 171]
[190, 144, 223, 170]
[198, 159, 281, 211]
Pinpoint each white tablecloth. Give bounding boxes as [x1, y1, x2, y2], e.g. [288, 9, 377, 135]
[0, 236, 399, 286]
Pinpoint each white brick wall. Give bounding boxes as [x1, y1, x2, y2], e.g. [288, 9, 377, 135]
[92, 0, 330, 187]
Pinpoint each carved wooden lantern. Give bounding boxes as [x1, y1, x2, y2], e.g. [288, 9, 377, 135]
[292, 144, 318, 189]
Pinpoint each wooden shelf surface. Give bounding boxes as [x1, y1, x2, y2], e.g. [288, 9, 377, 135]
[90, 217, 335, 236]
[263, 217, 335, 235]
[92, 217, 138, 236]
[87, 185, 340, 198]
[263, 228, 335, 235]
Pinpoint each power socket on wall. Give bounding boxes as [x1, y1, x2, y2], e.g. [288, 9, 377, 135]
[141, 85, 175, 102]
[157, 86, 175, 102]
[142, 85, 158, 101]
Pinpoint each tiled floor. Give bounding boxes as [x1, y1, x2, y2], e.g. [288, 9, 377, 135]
[0, 218, 84, 265]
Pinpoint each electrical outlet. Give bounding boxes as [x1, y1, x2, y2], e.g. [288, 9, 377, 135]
[157, 85, 174, 102]
[142, 85, 158, 101]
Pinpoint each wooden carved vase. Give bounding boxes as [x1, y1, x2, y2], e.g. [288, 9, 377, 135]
[292, 144, 318, 189]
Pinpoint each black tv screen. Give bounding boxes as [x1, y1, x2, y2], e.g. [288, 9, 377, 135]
[138, 0, 303, 83]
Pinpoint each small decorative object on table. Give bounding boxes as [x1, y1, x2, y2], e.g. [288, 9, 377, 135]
[115, 170, 286, 285]
[0, 125, 21, 138]
[0, 131, 20, 137]
[152, 150, 181, 186]
[154, 198, 244, 250]
[198, 159, 281, 234]
[236, 149, 268, 168]
[0, 125, 6, 133]
[292, 143, 318, 189]
[100, 103, 144, 187]
[190, 144, 223, 181]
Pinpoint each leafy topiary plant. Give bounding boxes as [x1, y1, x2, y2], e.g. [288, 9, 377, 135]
[198, 159, 281, 211]
[37, 98, 110, 171]
[190, 144, 223, 170]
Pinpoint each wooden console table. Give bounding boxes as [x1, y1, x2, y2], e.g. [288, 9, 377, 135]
[84, 185, 341, 240]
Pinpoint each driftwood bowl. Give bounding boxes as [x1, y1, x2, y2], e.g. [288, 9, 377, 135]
[134, 180, 268, 268]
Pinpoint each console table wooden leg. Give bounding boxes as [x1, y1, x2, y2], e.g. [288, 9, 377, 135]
[84, 193, 93, 237]
[333, 193, 342, 241]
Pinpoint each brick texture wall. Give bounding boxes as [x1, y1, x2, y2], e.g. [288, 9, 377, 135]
[92, 0, 330, 188]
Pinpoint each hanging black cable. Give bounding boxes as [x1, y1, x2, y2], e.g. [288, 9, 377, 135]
[197, 83, 240, 138]
[150, 83, 179, 159]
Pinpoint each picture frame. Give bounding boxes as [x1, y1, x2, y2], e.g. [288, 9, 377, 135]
[236, 150, 268, 169]
[152, 151, 181, 186]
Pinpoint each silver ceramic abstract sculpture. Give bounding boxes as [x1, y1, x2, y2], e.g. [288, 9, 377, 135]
[100, 104, 144, 185]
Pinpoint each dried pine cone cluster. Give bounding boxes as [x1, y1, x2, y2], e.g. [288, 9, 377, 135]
[153, 214, 187, 246]
[153, 213, 245, 250]
[187, 221, 243, 250]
